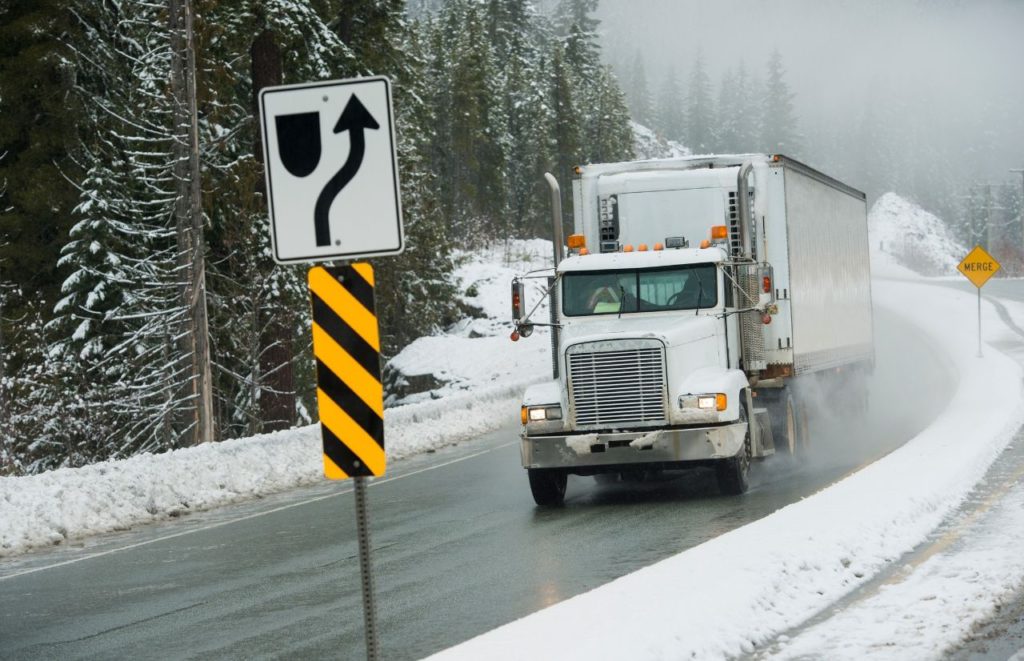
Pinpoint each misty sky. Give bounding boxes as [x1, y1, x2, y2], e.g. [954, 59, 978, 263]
[596, 0, 1024, 192]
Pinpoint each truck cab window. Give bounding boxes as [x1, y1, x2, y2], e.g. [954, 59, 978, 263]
[563, 264, 718, 316]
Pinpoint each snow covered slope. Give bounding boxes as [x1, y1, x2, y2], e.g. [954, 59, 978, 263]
[869, 192, 965, 276]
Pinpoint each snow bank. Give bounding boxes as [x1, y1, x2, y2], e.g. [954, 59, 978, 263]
[772, 473, 1024, 660]
[869, 193, 965, 276]
[0, 241, 553, 557]
[428, 278, 1024, 661]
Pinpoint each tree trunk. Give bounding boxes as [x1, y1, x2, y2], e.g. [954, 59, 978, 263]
[251, 29, 295, 432]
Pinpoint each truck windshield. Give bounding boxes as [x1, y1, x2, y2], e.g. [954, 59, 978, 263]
[562, 264, 718, 316]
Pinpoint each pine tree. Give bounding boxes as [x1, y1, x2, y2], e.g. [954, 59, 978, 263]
[685, 51, 715, 153]
[0, 1, 84, 312]
[760, 49, 800, 156]
[628, 51, 654, 127]
[716, 67, 740, 152]
[656, 66, 685, 142]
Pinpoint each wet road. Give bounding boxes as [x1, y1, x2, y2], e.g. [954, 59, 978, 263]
[0, 309, 949, 660]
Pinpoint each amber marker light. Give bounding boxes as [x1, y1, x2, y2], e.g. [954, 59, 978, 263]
[567, 234, 586, 250]
[716, 393, 727, 411]
[520, 406, 529, 425]
[654, 243, 664, 251]
[623, 244, 634, 252]
[711, 225, 728, 240]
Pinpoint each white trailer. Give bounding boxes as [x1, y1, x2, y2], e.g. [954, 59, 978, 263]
[513, 154, 873, 505]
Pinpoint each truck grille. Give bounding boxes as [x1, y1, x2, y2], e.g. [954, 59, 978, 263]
[568, 344, 666, 427]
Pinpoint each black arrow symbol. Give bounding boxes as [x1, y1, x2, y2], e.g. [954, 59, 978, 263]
[314, 95, 380, 247]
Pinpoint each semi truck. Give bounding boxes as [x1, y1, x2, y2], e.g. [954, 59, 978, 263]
[512, 153, 873, 506]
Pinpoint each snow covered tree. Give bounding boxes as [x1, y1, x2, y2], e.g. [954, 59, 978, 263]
[555, 0, 601, 80]
[584, 65, 634, 164]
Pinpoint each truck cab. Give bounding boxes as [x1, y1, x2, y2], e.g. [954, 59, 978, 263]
[520, 242, 759, 505]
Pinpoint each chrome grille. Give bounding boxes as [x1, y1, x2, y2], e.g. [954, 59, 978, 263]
[568, 345, 666, 427]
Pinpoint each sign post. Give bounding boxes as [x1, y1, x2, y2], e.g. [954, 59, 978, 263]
[957, 245, 1001, 358]
[260, 75, 404, 661]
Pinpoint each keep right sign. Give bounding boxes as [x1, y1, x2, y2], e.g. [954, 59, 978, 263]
[958, 245, 1001, 288]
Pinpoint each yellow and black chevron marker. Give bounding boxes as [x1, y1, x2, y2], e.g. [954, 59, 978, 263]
[308, 263, 386, 480]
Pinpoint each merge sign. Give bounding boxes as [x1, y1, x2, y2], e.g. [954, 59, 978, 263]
[259, 76, 404, 264]
[958, 245, 1001, 288]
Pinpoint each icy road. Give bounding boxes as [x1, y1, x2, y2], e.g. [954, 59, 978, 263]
[3, 257, 1024, 659]
[0, 303, 958, 659]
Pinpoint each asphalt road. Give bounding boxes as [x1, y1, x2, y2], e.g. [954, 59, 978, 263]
[0, 308, 949, 660]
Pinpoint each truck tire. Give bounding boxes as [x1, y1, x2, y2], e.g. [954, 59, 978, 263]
[770, 391, 805, 458]
[528, 469, 567, 506]
[716, 397, 751, 495]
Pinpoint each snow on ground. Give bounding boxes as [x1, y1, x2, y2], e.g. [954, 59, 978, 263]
[869, 192, 966, 276]
[631, 121, 690, 160]
[387, 239, 553, 405]
[0, 240, 553, 557]
[428, 274, 1024, 660]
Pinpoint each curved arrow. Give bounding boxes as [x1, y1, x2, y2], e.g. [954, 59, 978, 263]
[314, 94, 380, 247]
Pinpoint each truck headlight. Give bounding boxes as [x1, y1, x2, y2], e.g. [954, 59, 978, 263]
[682, 394, 728, 411]
[522, 405, 563, 423]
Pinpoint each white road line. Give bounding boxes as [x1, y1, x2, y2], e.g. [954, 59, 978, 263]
[0, 441, 517, 581]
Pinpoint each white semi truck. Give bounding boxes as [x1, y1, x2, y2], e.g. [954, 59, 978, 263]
[512, 154, 873, 506]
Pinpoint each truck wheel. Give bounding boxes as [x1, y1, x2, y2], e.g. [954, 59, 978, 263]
[528, 469, 567, 506]
[771, 392, 805, 458]
[716, 398, 751, 495]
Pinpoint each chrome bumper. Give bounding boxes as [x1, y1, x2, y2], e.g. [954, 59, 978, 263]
[520, 423, 747, 470]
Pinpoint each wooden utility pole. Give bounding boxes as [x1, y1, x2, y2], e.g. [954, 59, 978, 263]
[1012, 168, 1024, 273]
[169, 0, 214, 444]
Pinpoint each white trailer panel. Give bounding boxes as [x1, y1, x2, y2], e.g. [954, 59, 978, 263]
[775, 159, 873, 373]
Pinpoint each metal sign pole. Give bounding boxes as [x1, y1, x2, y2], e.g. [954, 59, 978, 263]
[977, 287, 983, 358]
[354, 476, 380, 661]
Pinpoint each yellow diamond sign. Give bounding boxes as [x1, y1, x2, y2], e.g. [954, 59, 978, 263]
[957, 245, 1001, 288]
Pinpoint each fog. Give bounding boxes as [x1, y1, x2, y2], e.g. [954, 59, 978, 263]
[597, 0, 1024, 217]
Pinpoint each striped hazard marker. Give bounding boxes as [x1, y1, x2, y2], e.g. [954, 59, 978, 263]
[308, 263, 385, 479]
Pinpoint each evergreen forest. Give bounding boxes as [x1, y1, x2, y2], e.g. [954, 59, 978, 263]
[0, 0, 634, 474]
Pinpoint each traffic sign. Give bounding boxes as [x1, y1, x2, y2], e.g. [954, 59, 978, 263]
[308, 263, 386, 479]
[260, 76, 404, 265]
[958, 245, 1001, 288]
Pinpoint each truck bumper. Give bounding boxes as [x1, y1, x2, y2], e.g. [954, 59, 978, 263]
[520, 423, 748, 471]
